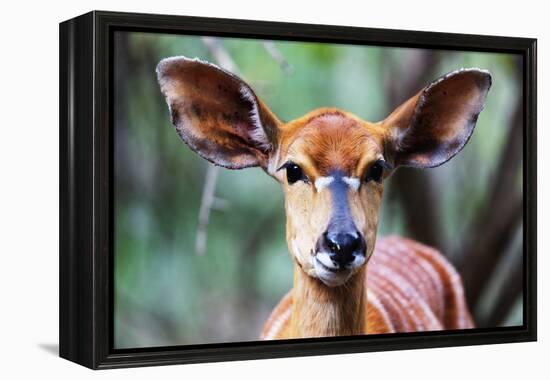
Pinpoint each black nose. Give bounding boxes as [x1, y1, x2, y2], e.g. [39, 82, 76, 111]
[323, 231, 365, 268]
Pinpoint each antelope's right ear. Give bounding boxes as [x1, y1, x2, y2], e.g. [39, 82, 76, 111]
[156, 56, 282, 169]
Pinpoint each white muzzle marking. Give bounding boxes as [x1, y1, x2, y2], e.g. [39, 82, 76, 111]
[316, 251, 338, 269]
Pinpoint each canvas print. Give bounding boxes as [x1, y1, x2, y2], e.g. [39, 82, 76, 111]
[114, 31, 523, 348]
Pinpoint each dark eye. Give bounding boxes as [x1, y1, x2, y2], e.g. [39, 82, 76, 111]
[365, 160, 385, 183]
[285, 163, 306, 184]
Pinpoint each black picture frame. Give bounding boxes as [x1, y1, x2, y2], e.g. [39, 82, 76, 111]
[59, 10, 537, 369]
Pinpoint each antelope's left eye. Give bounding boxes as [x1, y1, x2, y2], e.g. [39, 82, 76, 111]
[365, 160, 385, 183]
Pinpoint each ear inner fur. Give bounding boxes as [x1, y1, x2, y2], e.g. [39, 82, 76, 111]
[383, 68, 492, 168]
[156, 56, 282, 170]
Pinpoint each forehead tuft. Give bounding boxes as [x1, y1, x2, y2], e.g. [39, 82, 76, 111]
[286, 111, 382, 175]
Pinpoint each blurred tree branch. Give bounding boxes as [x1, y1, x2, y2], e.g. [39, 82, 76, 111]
[263, 41, 294, 75]
[485, 244, 523, 327]
[194, 37, 293, 255]
[238, 202, 282, 315]
[385, 50, 445, 250]
[459, 97, 523, 311]
[385, 52, 524, 327]
[194, 37, 240, 255]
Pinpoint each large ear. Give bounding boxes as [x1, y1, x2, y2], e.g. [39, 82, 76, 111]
[156, 56, 282, 169]
[382, 68, 492, 168]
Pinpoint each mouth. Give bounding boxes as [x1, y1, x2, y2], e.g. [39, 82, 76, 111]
[315, 258, 342, 273]
[312, 254, 354, 287]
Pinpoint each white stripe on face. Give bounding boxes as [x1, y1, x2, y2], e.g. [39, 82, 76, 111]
[314, 176, 334, 191]
[315, 176, 361, 192]
[343, 176, 360, 191]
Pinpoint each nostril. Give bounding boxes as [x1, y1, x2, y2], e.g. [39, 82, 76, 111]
[323, 231, 365, 267]
[325, 234, 341, 253]
[348, 234, 360, 251]
[325, 233, 361, 253]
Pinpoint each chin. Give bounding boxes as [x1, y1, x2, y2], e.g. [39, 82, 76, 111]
[310, 251, 366, 287]
[312, 259, 353, 287]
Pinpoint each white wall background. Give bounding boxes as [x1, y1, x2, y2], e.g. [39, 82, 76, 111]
[0, 0, 546, 378]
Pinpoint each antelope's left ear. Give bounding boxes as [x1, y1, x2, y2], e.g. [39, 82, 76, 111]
[382, 68, 492, 168]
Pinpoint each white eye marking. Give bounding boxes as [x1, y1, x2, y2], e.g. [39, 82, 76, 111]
[314, 176, 334, 191]
[343, 176, 360, 191]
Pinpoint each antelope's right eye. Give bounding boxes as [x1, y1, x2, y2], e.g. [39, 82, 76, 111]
[286, 163, 305, 184]
[277, 161, 309, 185]
[277, 162, 308, 185]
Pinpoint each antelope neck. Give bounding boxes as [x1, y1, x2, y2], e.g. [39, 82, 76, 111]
[289, 264, 366, 337]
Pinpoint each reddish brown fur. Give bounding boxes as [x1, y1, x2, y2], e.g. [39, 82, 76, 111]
[157, 58, 489, 341]
[277, 109, 387, 177]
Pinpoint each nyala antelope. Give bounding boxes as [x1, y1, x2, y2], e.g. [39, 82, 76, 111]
[157, 56, 491, 339]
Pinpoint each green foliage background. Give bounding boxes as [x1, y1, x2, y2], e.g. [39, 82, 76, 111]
[114, 31, 523, 348]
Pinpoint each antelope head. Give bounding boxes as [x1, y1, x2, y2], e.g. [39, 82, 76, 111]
[157, 56, 491, 288]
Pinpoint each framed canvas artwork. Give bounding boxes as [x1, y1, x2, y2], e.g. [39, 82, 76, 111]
[59, 11, 537, 369]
